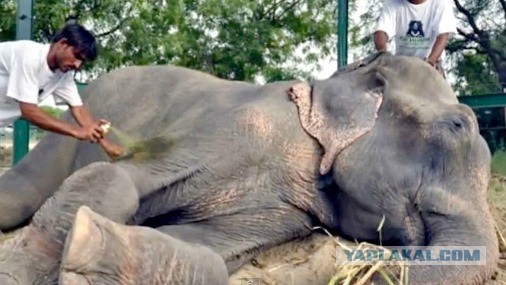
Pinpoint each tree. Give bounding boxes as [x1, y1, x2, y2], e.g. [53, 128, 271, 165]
[0, 0, 16, 41]
[0, 0, 344, 83]
[447, 0, 506, 95]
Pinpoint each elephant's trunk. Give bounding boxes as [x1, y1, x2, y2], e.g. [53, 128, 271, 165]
[409, 190, 499, 284]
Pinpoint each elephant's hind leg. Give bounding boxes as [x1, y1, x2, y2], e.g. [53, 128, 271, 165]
[0, 162, 140, 284]
[60, 206, 228, 285]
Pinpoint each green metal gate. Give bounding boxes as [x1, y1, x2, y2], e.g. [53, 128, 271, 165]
[11, 0, 33, 165]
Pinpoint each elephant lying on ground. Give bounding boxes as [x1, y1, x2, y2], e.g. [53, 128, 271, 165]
[0, 52, 499, 284]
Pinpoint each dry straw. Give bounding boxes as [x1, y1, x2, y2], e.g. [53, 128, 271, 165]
[310, 225, 409, 285]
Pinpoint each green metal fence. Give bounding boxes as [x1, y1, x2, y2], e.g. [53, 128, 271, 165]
[460, 94, 506, 154]
[0, 125, 44, 168]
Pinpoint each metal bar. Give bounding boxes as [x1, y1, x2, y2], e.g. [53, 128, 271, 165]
[12, 0, 33, 165]
[337, 0, 348, 70]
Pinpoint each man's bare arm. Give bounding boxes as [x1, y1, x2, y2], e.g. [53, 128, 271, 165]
[19, 102, 101, 141]
[69, 105, 96, 127]
[426, 33, 449, 66]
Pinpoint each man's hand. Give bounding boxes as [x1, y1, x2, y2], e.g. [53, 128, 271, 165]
[424, 57, 445, 73]
[99, 139, 125, 159]
[425, 33, 449, 69]
[72, 120, 107, 143]
[68, 105, 109, 143]
[425, 58, 437, 68]
[19, 102, 103, 141]
[373, 31, 389, 53]
[69, 106, 127, 157]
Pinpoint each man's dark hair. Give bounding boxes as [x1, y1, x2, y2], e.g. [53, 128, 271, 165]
[52, 23, 98, 62]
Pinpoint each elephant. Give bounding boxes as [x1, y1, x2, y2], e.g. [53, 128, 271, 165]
[0, 52, 499, 285]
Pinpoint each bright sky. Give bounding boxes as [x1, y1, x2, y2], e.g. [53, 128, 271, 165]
[308, 0, 370, 80]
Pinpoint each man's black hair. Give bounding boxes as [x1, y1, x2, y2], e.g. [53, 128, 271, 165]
[52, 23, 98, 62]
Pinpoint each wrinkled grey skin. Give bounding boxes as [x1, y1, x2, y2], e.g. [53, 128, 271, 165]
[0, 53, 498, 285]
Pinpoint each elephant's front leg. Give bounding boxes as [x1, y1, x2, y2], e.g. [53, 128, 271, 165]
[58, 202, 313, 285]
[59, 206, 229, 285]
[0, 162, 140, 284]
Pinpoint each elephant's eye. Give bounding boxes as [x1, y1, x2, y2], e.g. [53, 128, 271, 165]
[425, 209, 448, 217]
[426, 109, 476, 153]
[437, 116, 466, 134]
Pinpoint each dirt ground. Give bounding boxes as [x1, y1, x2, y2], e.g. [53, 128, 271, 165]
[230, 174, 506, 285]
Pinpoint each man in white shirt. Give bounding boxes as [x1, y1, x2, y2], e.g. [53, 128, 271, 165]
[373, 0, 458, 76]
[0, 23, 123, 158]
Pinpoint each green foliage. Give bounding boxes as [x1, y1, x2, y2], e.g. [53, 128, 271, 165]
[0, 0, 340, 83]
[452, 52, 502, 96]
[0, 0, 16, 42]
[347, 1, 382, 62]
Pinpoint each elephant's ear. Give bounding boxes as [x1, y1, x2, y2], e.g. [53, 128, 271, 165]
[288, 55, 386, 175]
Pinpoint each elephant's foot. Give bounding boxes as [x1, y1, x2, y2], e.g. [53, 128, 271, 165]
[60, 206, 135, 285]
[60, 206, 229, 285]
[0, 225, 61, 284]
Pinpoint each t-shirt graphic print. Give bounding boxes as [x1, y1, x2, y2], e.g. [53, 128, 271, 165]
[398, 20, 431, 55]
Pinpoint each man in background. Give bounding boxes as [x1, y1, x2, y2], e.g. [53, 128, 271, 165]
[373, 0, 458, 77]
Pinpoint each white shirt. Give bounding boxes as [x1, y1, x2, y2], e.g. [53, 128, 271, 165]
[374, 0, 458, 60]
[0, 40, 83, 127]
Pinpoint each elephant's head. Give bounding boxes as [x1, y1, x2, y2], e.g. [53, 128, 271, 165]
[289, 53, 499, 284]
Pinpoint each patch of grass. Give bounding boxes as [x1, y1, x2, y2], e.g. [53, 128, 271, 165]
[488, 150, 506, 255]
[492, 150, 506, 176]
[488, 174, 506, 282]
[489, 174, 506, 252]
